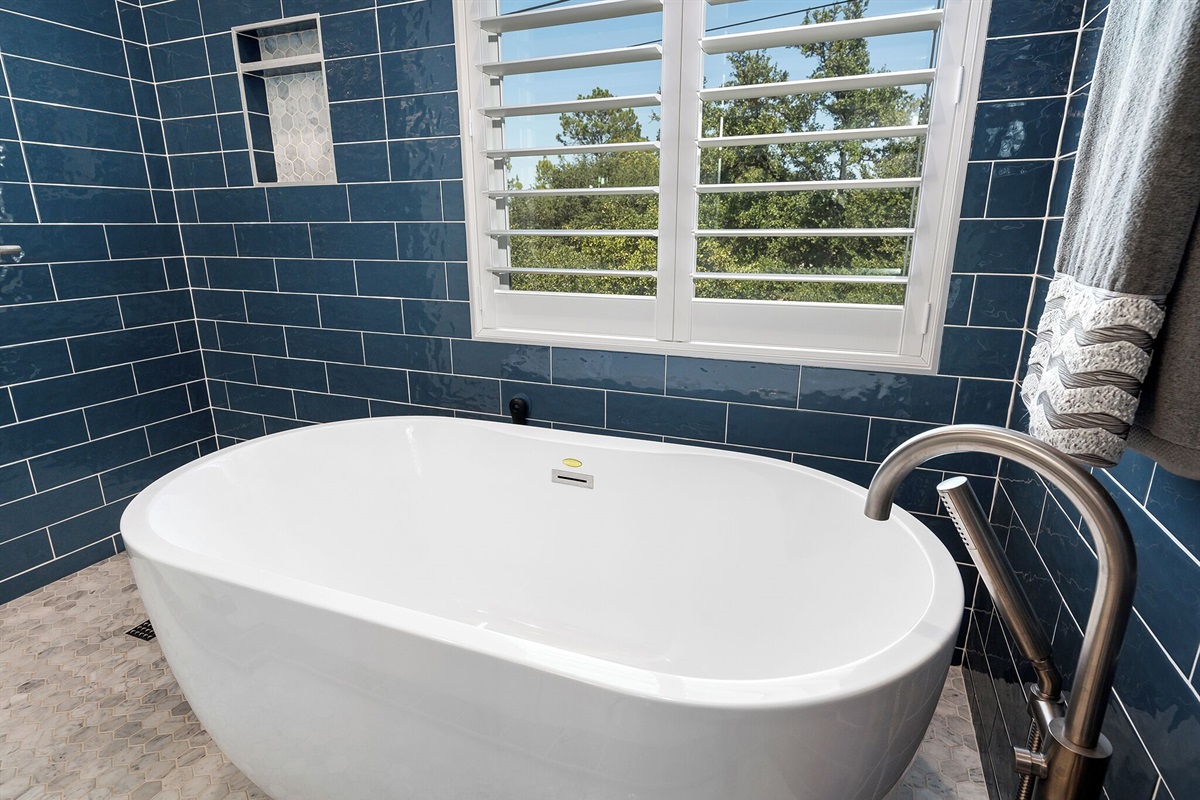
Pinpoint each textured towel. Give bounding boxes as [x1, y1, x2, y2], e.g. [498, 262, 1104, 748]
[1022, 0, 1200, 476]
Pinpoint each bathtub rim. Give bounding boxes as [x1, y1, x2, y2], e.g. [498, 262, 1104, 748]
[121, 416, 964, 709]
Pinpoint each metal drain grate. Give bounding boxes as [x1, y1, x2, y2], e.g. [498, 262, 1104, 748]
[126, 620, 156, 641]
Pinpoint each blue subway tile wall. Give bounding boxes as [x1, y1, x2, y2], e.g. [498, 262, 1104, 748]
[0, 2, 212, 603]
[961, 3, 1200, 799]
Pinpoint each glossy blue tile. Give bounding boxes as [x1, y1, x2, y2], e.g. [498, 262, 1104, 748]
[1039, 219, 1062, 275]
[607, 392, 724, 442]
[203, 352, 255, 385]
[212, 73, 243, 113]
[0, 0, 122, 38]
[356, 260, 445, 299]
[1050, 157, 1074, 217]
[226, 382, 295, 418]
[0, 265, 55, 306]
[988, 0, 1084, 36]
[108, 224, 183, 259]
[244, 291, 320, 327]
[979, 34, 1076, 101]
[101, 444, 197, 501]
[446, 262, 469, 300]
[223, 150, 254, 187]
[328, 363, 410, 402]
[266, 185, 350, 223]
[1113, 617, 1200, 796]
[151, 37, 210, 81]
[293, 390, 369, 423]
[395, 222, 467, 261]
[0, 224, 110, 263]
[11, 365, 136, 420]
[349, 182, 442, 222]
[384, 93, 459, 139]
[213, 408, 266, 438]
[381, 46, 456, 96]
[377, 0, 454, 50]
[1073, 26, 1103, 90]
[0, 11, 128, 77]
[970, 275, 1032, 328]
[170, 152, 227, 188]
[0, 340, 73, 385]
[319, 295, 405, 333]
[1098, 702, 1160, 800]
[8, 62, 135, 117]
[972, 99, 1067, 161]
[954, 379, 1013, 426]
[452, 340, 550, 382]
[960, 163, 989, 218]
[0, 462, 35, 506]
[939, 326, 1023, 379]
[0, 298, 122, 347]
[181, 223, 237, 255]
[0, 539, 115, 605]
[799, 367, 956, 423]
[0, 141, 27, 182]
[157, 77, 216, 118]
[1104, 450, 1155, 505]
[27, 430, 148, 491]
[142, 0, 203, 43]
[23, 144, 148, 188]
[986, 161, 1054, 218]
[502, 381, 604, 428]
[1145, 468, 1200, 561]
[276, 258, 356, 295]
[193, 289, 246, 321]
[363, 333, 450, 372]
[200, 0, 288, 34]
[388, 137, 462, 180]
[310, 222, 397, 259]
[204, 33, 237, 75]
[204, 256, 277, 290]
[0, 477, 103, 543]
[34, 187, 155, 224]
[953, 220, 1043, 274]
[48, 499, 130, 553]
[1099, 472, 1200, 669]
[253, 355, 327, 392]
[553, 349, 664, 394]
[195, 189, 269, 223]
[409, 372, 499, 414]
[284, 0, 372, 12]
[403, 299, 470, 337]
[945, 274, 973, 326]
[214, 112, 246, 154]
[330, 99, 387, 144]
[69, 324, 179, 371]
[325, 55, 383, 101]
[286, 326, 364, 364]
[321, 9, 378, 58]
[134, 351, 205, 392]
[215, 321, 287, 356]
[727, 405, 867, 459]
[234, 223, 313, 258]
[0, 411, 89, 465]
[1061, 90, 1088, 156]
[666, 356, 798, 407]
[0, 531, 52, 582]
[333, 142, 390, 182]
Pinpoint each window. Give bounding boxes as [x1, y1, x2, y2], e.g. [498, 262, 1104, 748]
[453, 0, 988, 369]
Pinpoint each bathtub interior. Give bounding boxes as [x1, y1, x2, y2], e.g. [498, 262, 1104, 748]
[141, 419, 952, 682]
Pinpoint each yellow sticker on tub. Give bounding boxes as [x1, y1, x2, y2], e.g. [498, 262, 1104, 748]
[562, 458, 583, 468]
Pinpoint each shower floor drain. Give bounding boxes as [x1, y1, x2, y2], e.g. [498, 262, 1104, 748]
[126, 620, 156, 641]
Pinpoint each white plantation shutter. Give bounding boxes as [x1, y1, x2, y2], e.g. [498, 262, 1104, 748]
[454, 0, 989, 370]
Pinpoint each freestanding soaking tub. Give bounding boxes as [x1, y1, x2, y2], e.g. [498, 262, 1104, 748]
[121, 417, 963, 800]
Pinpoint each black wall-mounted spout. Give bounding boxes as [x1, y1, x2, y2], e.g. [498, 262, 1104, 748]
[508, 394, 530, 425]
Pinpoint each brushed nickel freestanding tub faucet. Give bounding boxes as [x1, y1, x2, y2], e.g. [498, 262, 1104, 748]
[865, 424, 1138, 800]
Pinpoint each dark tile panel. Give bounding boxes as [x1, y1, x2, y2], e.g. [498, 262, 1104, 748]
[254, 355, 327, 392]
[0, 539, 115, 605]
[953, 220, 1044, 274]
[293, 390, 369, 423]
[319, 295, 405, 334]
[28, 430, 149, 492]
[310, 222, 397, 259]
[266, 185, 350, 222]
[0, 265, 55, 306]
[988, 0, 1085, 37]
[0, 477, 103, 544]
[276, 259, 356, 295]
[85, 386, 192, 439]
[327, 363, 409, 403]
[451, 340, 550, 382]
[215, 321, 287, 356]
[0, 530, 53, 583]
[321, 8, 379, 58]
[134, 351, 205, 392]
[380, 45, 456, 96]
[13, 99, 140, 149]
[226, 382, 295, 418]
[972, 99, 1067, 160]
[119, 290, 195, 327]
[206, 256, 277, 291]
[666, 356, 798, 407]
[607, 392, 725, 442]
[799, 368, 956, 423]
[979, 34, 1077, 101]
[348, 182, 442, 222]
[0, 10, 128, 77]
[244, 291, 320, 327]
[23, 144, 149, 188]
[363, 333, 449, 372]
[0, 462, 35, 506]
[52, 259, 167, 300]
[47, 498, 130, 554]
[106, 224, 183, 258]
[501, 380, 604, 428]
[68, 324, 179, 372]
[100, 444, 197, 500]
[285, 326, 364, 365]
[0, 298, 123, 347]
[0, 411, 90, 466]
[195, 188, 269, 223]
[213, 407, 266, 439]
[10, 365, 137, 421]
[408, 372, 499, 415]
[384, 92, 459, 139]
[552, 349, 664, 394]
[402, 299, 469, 337]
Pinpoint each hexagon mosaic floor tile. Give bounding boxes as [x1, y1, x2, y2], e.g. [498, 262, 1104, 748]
[1, 555, 988, 799]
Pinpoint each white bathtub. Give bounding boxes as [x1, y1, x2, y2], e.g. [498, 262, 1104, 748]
[121, 417, 963, 800]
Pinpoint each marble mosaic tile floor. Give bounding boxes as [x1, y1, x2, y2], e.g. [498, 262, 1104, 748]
[1, 556, 988, 799]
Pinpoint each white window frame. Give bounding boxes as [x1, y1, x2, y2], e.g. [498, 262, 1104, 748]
[453, 0, 990, 372]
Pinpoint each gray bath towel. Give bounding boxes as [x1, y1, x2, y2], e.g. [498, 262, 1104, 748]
[1022, 0, 1200, 477]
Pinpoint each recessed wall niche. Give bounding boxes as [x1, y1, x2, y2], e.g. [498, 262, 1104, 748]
[233, 16, 337, 185]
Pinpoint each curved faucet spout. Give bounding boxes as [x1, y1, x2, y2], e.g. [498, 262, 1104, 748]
[864, 424, 1137, 759]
